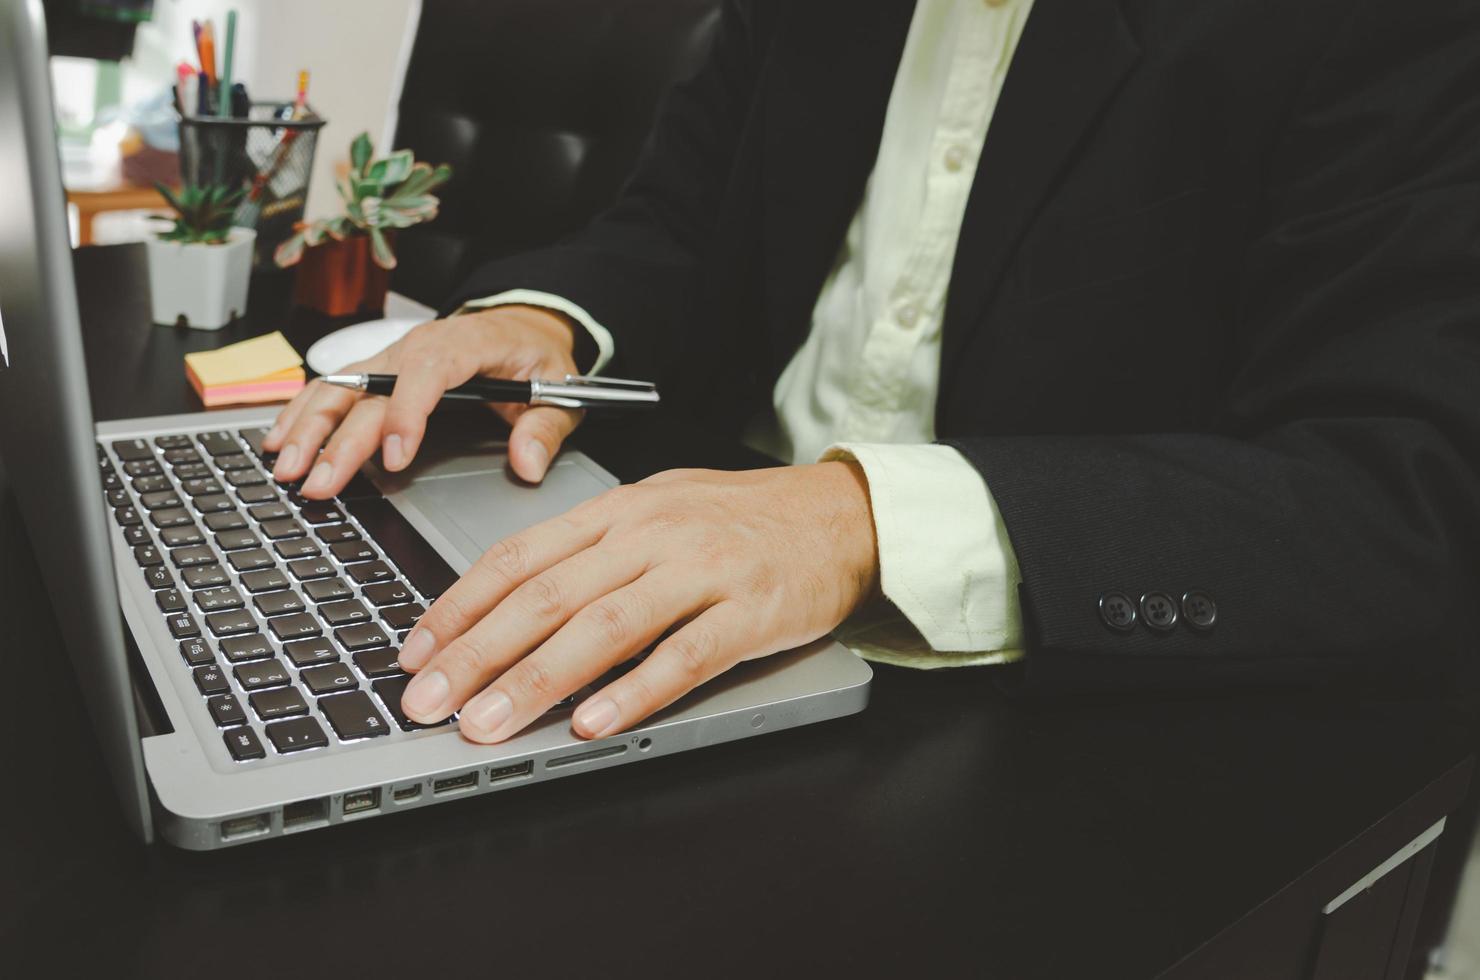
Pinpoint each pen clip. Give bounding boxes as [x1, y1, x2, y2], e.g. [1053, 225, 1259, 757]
[530, 375, 660, 410]
[560, 374, 657, 391]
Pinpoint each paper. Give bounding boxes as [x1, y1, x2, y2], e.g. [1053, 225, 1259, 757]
[184, 331, 302, 386]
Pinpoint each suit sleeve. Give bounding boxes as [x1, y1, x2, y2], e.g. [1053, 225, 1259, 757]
[439, 0, 765, 381]
[946, 0, 1480, 693]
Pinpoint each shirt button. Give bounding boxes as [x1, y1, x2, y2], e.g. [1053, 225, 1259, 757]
[896, 303, 921, 329]
[943, 144, 967, 172]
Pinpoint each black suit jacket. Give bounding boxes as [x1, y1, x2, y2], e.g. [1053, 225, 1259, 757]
[446, 0, 1480, 693]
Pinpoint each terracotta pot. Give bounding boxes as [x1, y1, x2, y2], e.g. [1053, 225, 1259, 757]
[292, 233, 394, 318]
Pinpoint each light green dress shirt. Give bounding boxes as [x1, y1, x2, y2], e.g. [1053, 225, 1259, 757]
[465, 0, 1035, 668]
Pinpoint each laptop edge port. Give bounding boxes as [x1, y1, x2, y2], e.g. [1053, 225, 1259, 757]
[220, 812, 271, 841]
[432, 770, 479, 795]
[282, 797, 329, 832]
[392, 783, 422, 803]
[488, 760, 534, 784]
[342, 788, 381, 816]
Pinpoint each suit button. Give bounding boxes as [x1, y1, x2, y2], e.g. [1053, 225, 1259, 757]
[1181, 591, 1217, 631]
[1099, 592, 1137, 631]
[1140, 592, 1178, 631]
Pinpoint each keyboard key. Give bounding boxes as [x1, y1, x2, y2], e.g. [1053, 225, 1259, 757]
[227, 549, 275, 573]
[193, 663, 229, 695]
[265, 717, 328, 754]
[180, 477, 224, 497]
[268, 613, 322, 642]
[249, 687, 309, 722]
[193, 586, 244, 613]
[123, 459, 162, 478]
[329, 540, 376, 564]
[124, 524, 152, 546]
[139, 490, 182, 510]
[361, 581, 415, 607]
[214, 453, 255, 471]
[204, 510, 248, 532]
[234, 659, 290, 691]
[283, 637, 338, 667]
[167, 613, 201, 639]
[337, 623, 391, 652]
[239, 427, 271, 457]
[155, 589, 186, 613]
[207, 693, 247, 727]
[113, 505, 141, 527]
[299, 502, 344, 526]
[301, 662, 357, 695]
[149, 507, 194, 529]
[260, 518, 305, 541]
[131, 474, 170, 494]
[352, 647, 404, 677]
[160, 525, 205, 548]
[193, 494, 236, 514]
[173, 462, 212, 480]
[249, 502, 292, 522]
[170, 545, 216, 568]
[101, 469, 122, 492]
[274, 538, 320, 560]
[254, 590, 306, 617]
[226, 468, 266, 488]
[236, 484, 279, 504]
[240, 568, 290, 594]
[179, 638, 213, 666]
[215, 528, 260, 551]
[223, 726, 266, 761]
[106, 488, 131, 508]
[346, 497, 458, 599]
[319, 599, 371, 627]
[153, 434, 192, 450]
[346, 561, 396, 586]
[288, 558, 336, 581]
[207, 609, 257, 637]
[182, 564, 230, 589]
[220, 634, 274, 663]
[314, 523, 360, 544]
[198, 431, 240, 456]
[372, 674, 452, 731]
[111, 438, 153, 461]
[133, 544, 163, 567]
[318, 691, 389, 740]
[163, 447, 202, 466]
[303, 578, 353, 603]
[143, 565, 174, 590]
[381, 603, 425, 632]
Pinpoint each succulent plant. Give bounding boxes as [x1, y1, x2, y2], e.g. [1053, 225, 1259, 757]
[273, 131, 452, 271]
[153, 182, 246, 245]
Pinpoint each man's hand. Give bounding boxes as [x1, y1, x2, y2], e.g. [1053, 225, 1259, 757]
[263, 305, 582, 496]
[396, 462, 879, 742]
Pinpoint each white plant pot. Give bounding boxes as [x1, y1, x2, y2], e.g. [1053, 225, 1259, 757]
[144, 227, 256, 330]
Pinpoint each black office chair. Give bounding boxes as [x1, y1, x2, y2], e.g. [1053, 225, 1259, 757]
[388, 0, 723, 308]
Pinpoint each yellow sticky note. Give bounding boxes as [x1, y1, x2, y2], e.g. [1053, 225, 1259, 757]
[184, 331, 303, 387]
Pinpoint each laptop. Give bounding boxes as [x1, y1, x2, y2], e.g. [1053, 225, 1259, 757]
[0, 0, 870, 849]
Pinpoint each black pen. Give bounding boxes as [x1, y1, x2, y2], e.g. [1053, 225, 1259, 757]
[319, 372, 660, 410]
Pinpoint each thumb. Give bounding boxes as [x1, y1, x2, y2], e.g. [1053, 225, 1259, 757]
[508, 405, 581, 482]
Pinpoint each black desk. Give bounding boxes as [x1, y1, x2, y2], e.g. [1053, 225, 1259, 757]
[2, 244, 1474, 979]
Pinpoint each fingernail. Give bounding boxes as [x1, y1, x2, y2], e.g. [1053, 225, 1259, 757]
[402, 670, 449, 720]
[574, 698, 619, 737]
[382, 433, 404, 471]
[398, 627, 435, 670]
[463, 690, 513, 739]
[302, 460, 333, 494]
[274, 444, 299, 478]
[525, 441, 549, 479]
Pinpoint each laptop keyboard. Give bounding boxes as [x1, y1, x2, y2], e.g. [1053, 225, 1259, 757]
[97, 426, 475, 764]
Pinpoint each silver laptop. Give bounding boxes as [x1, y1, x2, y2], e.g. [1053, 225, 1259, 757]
[0, 0, 869, 849]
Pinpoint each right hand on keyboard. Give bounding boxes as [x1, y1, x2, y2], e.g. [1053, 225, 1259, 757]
[264, 306, 584, 497]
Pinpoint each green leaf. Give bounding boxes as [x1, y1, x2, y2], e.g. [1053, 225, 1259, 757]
[274, 231, 307, 268]
[368, 226, 397, 270]
[368, 149, 414, 188]
[350, 132, 373, 178]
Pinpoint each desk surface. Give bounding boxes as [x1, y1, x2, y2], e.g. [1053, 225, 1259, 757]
[2, 243, 1475, 979]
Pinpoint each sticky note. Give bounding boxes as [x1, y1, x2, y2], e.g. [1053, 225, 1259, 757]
[185, 331, 306, 407]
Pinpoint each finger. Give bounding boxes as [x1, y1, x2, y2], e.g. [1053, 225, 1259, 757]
[381, 355, 474, 472]
[263, 385, 314, 452]
[572, 601, 747, 739]
[398, 503, 616, 671]
[300, 397, 388, 498]
[271, 380, 361, 481]
[399, 545, 651, 726]
[456, 567, 710, 743]
[508, 405, 581, 483]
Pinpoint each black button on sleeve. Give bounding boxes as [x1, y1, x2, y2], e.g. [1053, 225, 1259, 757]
[1181, 591, 1218, 631]
[1098, 592, 1137, 631]
[1140, 592, 1178, 631]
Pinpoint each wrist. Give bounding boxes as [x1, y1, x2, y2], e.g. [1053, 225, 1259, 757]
[463, 304, 578, 362]
[816, 460, 881, 603]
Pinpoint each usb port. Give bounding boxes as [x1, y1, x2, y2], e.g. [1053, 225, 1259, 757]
[488, 760, 533, 784]
[432, 771, 478, 795]
[220, 813, 271, 841]
[392, 783, 422, 803]
[343, 788, 381, 816]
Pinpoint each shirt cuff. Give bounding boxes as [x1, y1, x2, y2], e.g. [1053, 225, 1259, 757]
[456, 289, 615, 375]
[822, 442, 1024, 664]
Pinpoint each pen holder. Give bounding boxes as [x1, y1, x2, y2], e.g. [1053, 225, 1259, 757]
[178, 103, 326, 267]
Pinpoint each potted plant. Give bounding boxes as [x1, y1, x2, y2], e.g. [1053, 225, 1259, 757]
[274, 132, 452, 317]
[145, 183, 254, 330]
